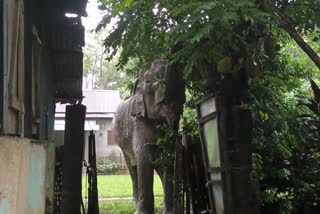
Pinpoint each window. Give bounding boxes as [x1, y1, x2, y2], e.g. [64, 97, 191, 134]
[107, 130, 116, 145]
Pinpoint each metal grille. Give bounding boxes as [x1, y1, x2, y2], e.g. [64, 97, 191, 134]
[54, 146, 64, 214]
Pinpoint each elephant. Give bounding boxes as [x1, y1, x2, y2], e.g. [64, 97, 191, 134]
[112, 59, 185, 214]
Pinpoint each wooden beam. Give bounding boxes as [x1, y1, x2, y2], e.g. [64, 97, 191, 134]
[61, 104, 86, 214]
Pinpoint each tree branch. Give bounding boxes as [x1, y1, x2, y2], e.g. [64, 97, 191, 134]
[259, 2, 320, 70]
[270, 10, 320, 70]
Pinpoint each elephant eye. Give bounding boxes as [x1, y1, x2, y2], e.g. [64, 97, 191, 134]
[145, 80, 151, 84]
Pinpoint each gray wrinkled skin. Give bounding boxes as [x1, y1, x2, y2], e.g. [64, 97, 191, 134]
[112, 59, 185, 214]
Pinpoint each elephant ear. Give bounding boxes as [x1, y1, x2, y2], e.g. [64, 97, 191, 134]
[154, 60, 169, 104]
[130, 93, 146, 117]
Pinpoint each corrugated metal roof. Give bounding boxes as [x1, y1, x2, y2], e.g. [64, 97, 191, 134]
[55, 90, 121, 117]
[55, 112, 115, 118]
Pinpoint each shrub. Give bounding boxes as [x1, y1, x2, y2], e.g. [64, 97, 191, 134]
[97, 159, 120, 174]
[97, 151, 121, 174]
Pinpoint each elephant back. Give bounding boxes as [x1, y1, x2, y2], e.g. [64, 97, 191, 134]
[112, 97, 136, 144]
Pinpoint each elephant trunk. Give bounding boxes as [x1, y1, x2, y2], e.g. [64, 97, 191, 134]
[162, 103, 181, 130]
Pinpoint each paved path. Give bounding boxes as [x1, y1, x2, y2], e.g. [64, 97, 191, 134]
[84, 196, 162, 202]
[98, 197, 133, 201]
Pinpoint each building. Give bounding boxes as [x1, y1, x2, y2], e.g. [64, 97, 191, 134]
[0, 0, 87, 213]
[54, 90, 122, 162]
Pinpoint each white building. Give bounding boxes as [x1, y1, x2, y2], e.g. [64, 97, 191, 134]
[54, 90, 123, 162]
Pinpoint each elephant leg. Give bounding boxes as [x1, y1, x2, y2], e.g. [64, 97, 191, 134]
[135, 157, 155, 214]
[122, 151, 138, 204]
[156, 169, 174, 214]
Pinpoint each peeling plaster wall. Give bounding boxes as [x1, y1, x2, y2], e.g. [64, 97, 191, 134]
[44, 143, 55, 214]
[0, 137, 30, 214]
[26, 143, 46, 214]
[0, 137, 54, 214]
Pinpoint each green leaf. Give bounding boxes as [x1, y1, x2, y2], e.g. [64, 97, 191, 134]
[259, 111, 264, 119]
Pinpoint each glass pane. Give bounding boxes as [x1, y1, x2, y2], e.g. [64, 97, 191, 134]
[200, 97, 216, 117]
[211, 183, 224, 214]
[203, 118, 220, 168]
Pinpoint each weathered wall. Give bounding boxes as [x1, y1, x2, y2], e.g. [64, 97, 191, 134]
[0, 137, 30, 214]
[38, 45, 56, 142]
[0, 137, 55, 214]
[26, 142, 47, 214]
[0, 0, 56, 138]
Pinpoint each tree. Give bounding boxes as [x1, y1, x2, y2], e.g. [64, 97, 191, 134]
[95, 0, 320, 213]
[97, 0, 269, 86]
[83, 28, 135, 94]
[249, 33, 320, 213]
[96, 1, 320, 81]
[83, 30, 104, 90]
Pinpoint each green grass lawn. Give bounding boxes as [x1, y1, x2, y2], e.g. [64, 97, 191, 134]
[98, 198, 164, 214]
[82, 174, 164, 213]
[82, 174, 164, 198]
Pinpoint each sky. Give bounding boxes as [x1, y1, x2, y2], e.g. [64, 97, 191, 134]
[81, 1, 103, 90]
[82, 0, 104, 31]
[81, 1, 119, 90]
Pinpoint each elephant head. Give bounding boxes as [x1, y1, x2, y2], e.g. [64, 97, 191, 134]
[131, 59, 185, 128]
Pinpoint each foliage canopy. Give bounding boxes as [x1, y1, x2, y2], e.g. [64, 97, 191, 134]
[97, 0, 320, 84]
